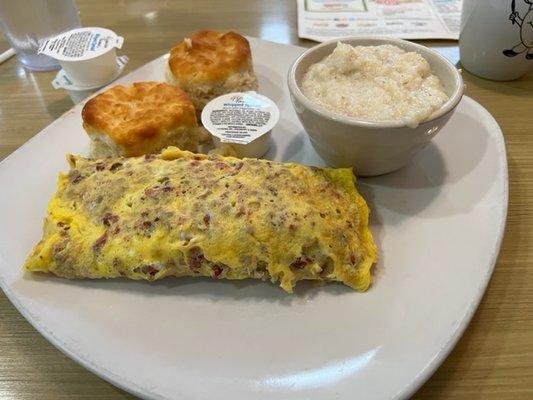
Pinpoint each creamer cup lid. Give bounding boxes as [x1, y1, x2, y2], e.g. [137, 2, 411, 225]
[38, 27, 123, 61]
[201, 92, 279, 145]
[52, 55, 129, 91]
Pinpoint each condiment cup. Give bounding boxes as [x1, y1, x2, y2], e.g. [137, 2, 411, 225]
[39, 27, 124, 87]
[201, 92, 279, 159]
[287, 36, 464, 176]
[60, 47, 118, 87]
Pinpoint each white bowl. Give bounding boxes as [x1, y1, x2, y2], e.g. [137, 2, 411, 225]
[287, 36, 464, 176]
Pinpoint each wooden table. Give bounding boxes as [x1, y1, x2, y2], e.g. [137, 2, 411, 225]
[1, 1, 532, 399]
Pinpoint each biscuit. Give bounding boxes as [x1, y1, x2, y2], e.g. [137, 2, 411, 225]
[82, 82, 201, 158]
[167, 31, 258, 115]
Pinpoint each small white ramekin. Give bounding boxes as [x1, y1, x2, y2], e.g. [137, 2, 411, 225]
[287, 36, 464, 176]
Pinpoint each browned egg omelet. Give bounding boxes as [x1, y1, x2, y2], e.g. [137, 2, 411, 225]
[24, 147, 377, 292]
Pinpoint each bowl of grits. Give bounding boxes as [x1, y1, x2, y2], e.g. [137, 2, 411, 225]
[287, 37, 464, 176]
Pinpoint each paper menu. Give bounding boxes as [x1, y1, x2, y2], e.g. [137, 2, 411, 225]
[297, 0, 462, 41]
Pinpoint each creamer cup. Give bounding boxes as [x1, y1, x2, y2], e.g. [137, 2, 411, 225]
[52, 55, 129, 104]
[39, 27, 124, 87]
[201, 92, 279, 158]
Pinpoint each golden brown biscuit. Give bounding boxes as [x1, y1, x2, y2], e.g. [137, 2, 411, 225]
[82, 82, 201, 158]
[167, 31, 259, 115]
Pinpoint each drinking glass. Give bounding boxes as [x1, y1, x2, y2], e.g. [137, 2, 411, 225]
[0, 0, 81, 71]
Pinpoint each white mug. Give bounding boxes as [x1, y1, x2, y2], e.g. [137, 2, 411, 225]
[460, 0, 533, 80]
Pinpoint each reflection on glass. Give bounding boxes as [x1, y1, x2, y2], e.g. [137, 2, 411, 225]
[259, 18, 291, 45]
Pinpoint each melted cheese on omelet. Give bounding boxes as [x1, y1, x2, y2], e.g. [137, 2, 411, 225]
[24, 147, 377, 292]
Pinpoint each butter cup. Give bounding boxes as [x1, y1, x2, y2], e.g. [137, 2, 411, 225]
[59, 47, 118, 87]
[52, 55, 129, 104]
[38, 27, 124, 87]
[201, 92, 279, 159]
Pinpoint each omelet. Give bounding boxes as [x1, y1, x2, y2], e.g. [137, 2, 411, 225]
[24, 147, 377, 292]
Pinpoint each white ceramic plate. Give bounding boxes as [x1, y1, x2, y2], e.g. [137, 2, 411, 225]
[0, 38, 507, 400]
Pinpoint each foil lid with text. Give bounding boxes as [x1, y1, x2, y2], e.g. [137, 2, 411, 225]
[201, 92, 279, 145]
[38, 27, 124, 61]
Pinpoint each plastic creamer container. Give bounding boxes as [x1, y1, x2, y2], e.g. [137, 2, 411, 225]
[38, 27, 124, 87]
[52, 55, 129, 104]
[201, 92, 280, 158]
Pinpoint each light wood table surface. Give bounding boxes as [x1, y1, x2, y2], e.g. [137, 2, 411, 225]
[1, 1, 532, 399]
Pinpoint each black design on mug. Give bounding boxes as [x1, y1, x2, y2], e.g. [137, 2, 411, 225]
[503, 0, 533, 59]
